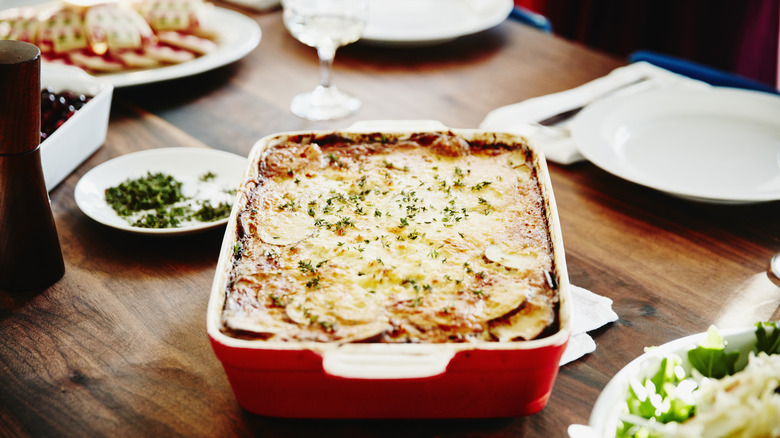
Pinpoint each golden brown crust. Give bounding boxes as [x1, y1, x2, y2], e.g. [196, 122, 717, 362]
[222, 132, 558, 343]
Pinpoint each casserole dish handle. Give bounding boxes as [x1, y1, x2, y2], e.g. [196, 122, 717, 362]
[322, 349, 455, 379]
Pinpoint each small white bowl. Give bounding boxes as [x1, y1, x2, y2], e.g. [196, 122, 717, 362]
[589, 326, 760, 437]
[40, 64, 114, 191]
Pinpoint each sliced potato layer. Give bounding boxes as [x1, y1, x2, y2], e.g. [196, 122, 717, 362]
[224, 132, 558, 343]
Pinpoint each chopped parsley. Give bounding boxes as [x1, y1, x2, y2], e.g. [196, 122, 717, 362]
[298, 260, 316, 274]
[192, 201, 231, 222]
[104, 171, 233, 228]
[133, 206, 190, 228]
[305, 276, 320, 289]
[199, 171, 217, 182]
[319, 320, 338, 332]
[277, 197, 297, 211]
[471, 181, 492, 191]
[105, 172, 183, 216]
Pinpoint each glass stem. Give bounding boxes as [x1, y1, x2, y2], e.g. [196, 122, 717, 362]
[317, 46, 336, 88]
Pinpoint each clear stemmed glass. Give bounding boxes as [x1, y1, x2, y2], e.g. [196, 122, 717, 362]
[282, 0, 368, 121]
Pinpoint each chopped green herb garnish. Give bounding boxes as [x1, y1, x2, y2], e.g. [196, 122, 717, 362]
[199, 171, 217, 182]
[332, 216, 354, 234]
[277, 197, 297, 211]
[270, 293, 288, 307]
[306, 276, 320, 289]
[298, 260, 315, 273]
[471, 181, 492, 191]
[319, 320, 337, 332]
[105, 171, 234, 229]
[132, 206, 190, 228]
[192, 201, 231, 222]
[105, 172, 183, 216]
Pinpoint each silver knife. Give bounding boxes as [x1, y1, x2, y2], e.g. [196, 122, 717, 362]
[537, 76, 652, 126]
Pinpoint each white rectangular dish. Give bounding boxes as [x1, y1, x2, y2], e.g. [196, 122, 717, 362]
[207, 121, 572, 418]
[40, 64, 113, 191]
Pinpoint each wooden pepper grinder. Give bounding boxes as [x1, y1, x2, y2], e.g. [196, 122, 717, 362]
[0, 40, 65, 291]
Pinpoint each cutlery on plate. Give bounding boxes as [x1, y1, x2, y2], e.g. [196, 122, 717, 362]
[537, 76, 652, 127]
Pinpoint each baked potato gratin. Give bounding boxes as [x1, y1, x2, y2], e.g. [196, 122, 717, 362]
[221, 131, 560, 343]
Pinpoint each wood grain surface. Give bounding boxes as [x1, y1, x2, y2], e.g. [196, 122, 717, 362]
[1, 5, 779, 437]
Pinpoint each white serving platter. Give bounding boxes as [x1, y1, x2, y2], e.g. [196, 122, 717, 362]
[2, 2, 261, 87]
[88, 6, 261, 87]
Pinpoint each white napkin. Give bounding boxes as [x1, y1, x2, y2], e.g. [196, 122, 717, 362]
[479, 62, 711, 164]
[560, 285, 619, 365]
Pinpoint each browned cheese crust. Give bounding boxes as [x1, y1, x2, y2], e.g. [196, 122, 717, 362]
[222, 132, 559, 343]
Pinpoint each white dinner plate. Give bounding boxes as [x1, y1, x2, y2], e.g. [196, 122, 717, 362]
[572, 87, 780, 204]
[61, 6, 262, 88]
[75, 148, 247, 236]
[589, 326, 760, 437]
[361, 0, 513, 46]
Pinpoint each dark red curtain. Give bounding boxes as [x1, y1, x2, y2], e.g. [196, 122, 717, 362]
[525, 0, 778, 87]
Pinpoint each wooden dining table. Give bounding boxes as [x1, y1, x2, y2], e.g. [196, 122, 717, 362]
[2, 4, 779, 437]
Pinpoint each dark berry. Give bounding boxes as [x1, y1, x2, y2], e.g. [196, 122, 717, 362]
[40, 88, 94, 142]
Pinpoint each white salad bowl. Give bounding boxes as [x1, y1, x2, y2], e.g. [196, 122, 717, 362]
[590, 325, 773, 437]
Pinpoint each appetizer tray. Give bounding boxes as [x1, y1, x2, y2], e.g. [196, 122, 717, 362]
[207, 122, 571, 418]
[1, 1, 261, 88]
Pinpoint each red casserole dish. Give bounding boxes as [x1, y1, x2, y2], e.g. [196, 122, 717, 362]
[207, 121, 571, 418]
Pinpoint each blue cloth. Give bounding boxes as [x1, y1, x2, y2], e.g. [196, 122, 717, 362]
[509, 6, 553, 33]
[629, 50, 779, 95]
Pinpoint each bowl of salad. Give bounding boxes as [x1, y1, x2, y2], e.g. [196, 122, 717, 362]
[590, 322, 780, 437]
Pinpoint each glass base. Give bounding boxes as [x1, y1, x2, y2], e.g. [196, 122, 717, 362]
[290, 85, 360, 121]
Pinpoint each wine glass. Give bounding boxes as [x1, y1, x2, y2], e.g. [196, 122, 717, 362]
[282, 0, 368, 121]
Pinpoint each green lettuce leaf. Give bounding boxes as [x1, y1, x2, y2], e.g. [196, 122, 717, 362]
[755, 321, 780, 355]
[687, 326, 739, 379]
[619, 354, 695, 437]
